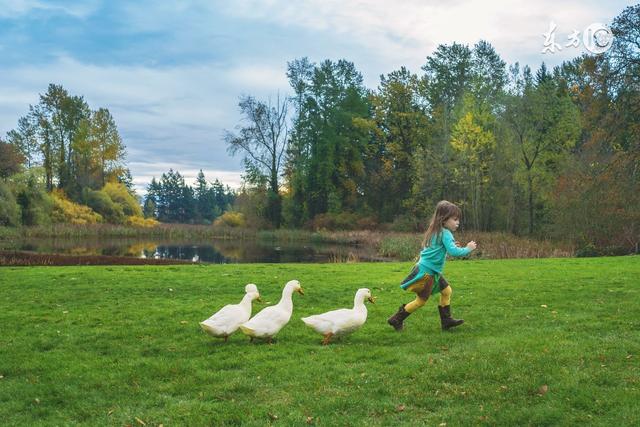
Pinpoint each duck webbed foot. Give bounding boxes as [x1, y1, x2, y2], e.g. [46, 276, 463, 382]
[321, 332, 334, 345]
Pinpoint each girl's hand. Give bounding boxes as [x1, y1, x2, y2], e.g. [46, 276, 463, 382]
[466, 241, 477, 250]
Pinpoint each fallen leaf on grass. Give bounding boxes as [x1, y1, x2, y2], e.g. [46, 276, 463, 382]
[135, 416, 146, 425]
[538, 385, 549, 395]
[34, 398, 40, 404]
[268, 413, 278, 421]
[626, 355, 633, 359]
[107, 409, 114, 416]
[396, 404, 405, 412]
[306, 416, 314, 424]
[540, 305, 548, 308]
[180, 320, 188, 324]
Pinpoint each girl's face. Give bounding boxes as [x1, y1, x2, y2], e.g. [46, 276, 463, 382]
[443, 216, 460, 231]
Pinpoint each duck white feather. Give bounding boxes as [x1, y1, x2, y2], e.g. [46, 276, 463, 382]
[239, 280, 303, 342]
[301, 288, 375, 344]
[200, 283, 260, 341]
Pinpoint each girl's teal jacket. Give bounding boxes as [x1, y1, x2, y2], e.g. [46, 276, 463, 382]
[400, 229, 471, 290]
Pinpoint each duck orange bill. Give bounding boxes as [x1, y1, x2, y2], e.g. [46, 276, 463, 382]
[368, 296, 376, 304]
[297, 288, 305, 295]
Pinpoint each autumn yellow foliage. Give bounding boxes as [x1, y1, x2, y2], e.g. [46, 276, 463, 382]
[103, 182, 143, 217]
[51, 189, 103, 224]
[125, 215, 159, 228]
[213, 211, 246, 228]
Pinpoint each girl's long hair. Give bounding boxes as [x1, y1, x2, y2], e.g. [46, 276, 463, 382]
[422, 200, 462, 248]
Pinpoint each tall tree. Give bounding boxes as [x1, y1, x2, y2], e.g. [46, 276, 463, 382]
[504, 66, 580, 234]
[38, 84, 91, 190]
[286, 58, 369, 222]
[225, 94, 290, 228]
[5, 116, 39, 168]
[90, 108, 125, 187]
[0, 138, 26, 178]
[364, 66, 429, 221]
[450, 95, 496, 230]
[143, 178, 161, 219]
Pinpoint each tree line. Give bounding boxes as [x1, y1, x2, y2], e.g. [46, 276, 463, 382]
[226, 5, 639, 252]
[143, 170, 235, 224]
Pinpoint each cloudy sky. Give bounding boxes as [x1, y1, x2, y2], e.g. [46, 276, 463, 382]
[0, 0, 634, 194]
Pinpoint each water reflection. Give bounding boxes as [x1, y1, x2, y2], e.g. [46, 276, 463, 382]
[1, 238, 387, 263]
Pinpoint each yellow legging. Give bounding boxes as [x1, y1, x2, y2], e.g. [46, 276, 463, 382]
[405, 275, 452, 313]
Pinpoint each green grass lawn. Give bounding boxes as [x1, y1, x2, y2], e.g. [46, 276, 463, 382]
[1, 257, 639, 426]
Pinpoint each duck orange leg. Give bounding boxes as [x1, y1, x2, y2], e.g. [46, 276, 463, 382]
[322, 332, 334, 345]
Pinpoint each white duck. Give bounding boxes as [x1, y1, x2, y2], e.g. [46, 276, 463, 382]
[199, 284, 261, 342]
[239, 280, 304, 343]
[301, 288, 375, 345]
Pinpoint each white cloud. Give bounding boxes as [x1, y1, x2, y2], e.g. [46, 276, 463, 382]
[227, 64, 289, 90]
[219, 0, 630, 77]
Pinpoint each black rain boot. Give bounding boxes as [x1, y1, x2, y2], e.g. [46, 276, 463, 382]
[387, 304, 411, 331]
[438, 305, 464, 330]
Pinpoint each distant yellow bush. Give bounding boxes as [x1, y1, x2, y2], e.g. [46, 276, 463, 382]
[213, 211, 246, 228]
[51, 189, 103, 224]
[103, 182, 143, 217]
[125, 216, 159, 228]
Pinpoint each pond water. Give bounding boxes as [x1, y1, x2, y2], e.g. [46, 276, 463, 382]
[1, 237, 390, 263]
